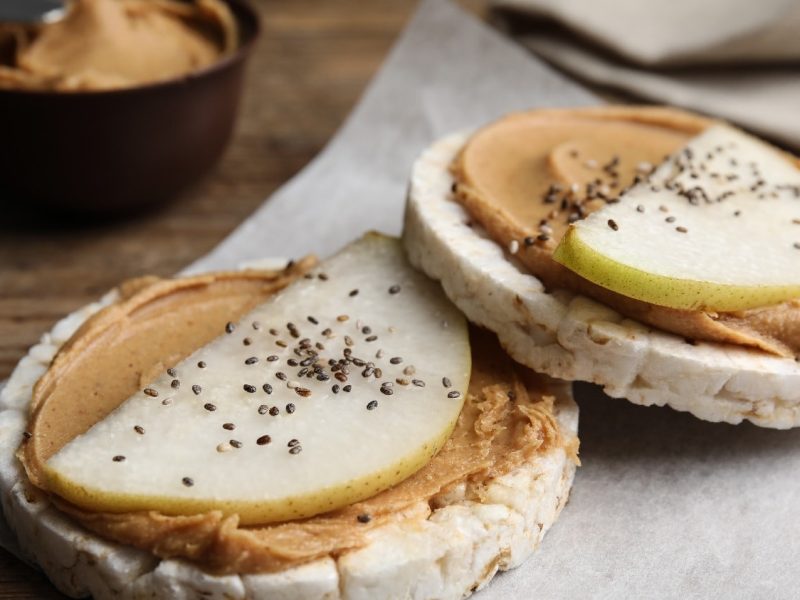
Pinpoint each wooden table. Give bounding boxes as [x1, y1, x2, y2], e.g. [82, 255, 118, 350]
[0, 1, 423, 596]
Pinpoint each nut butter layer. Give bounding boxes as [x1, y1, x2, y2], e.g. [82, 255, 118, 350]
[452, 105, 800, 357]
[0, 0, 237, 91]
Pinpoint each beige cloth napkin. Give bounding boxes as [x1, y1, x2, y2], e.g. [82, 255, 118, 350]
[493, 0, 800, 149]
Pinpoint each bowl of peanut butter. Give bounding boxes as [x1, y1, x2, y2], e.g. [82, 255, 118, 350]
[0, 0, 259, 214]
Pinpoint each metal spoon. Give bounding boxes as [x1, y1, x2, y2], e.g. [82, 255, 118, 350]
[0, 0, 67, 25]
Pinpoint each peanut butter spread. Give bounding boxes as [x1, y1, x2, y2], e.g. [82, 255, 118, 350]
[20, 264, 576, 574]
[0, 0, 237, 91]
[452, 106, 800, 357]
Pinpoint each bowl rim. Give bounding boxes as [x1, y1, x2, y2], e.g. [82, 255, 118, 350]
[0, 0, 261, 98]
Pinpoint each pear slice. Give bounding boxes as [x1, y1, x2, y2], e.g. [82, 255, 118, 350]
[553, 125, 800, 312]
[44, 234, 470, 525]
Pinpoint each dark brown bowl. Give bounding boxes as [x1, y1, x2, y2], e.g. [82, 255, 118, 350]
[0, 0, 260, 215]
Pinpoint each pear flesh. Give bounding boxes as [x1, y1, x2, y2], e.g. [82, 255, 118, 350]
[45, 235, 470, 525]
[553, 125, 800, 312]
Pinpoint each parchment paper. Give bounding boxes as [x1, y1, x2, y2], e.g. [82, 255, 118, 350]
[4, 0, 799, 597]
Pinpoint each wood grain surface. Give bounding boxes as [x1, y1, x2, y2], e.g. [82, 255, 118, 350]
[0, 0, 421, 596]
